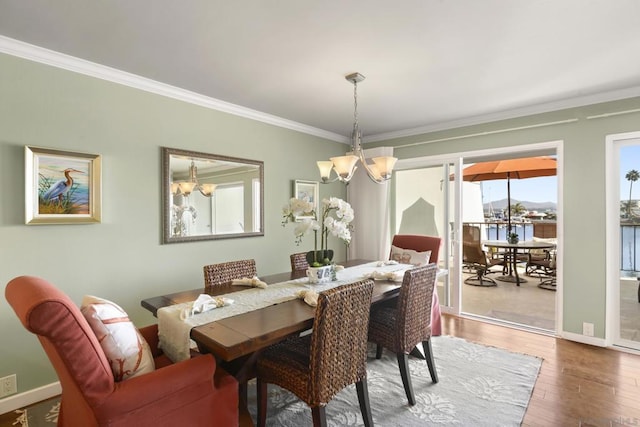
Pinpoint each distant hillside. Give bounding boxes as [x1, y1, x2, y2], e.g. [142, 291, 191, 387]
[483, 198, 557, 211]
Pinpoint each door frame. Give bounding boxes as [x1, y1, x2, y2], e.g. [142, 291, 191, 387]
[396, 140, 563, 333]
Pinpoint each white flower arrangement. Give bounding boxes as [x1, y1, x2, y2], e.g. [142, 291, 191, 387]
[282, 196, 354, 266]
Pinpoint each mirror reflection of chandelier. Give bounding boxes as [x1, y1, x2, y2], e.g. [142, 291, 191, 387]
[170, 160, 217, 237]
[317, 72, 397, 184]
[171, 160, 217, 197]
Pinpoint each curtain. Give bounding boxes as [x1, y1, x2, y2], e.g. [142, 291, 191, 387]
[347, 147, 394, 261]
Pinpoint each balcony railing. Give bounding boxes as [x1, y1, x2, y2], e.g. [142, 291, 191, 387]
[621, 224, 640, 272]
[464, 221, 535, 241]
[465, 221, 640, 272]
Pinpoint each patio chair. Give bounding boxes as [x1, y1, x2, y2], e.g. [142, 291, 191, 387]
[530, 250, 557, 291]
[256, 279, 375, 427]
[290, 252, 309, 272]
[526, 222, 557, 277]
[367, 263, 439, 406]
[203, 259, 257, 287]
[462, 225, 505, 287]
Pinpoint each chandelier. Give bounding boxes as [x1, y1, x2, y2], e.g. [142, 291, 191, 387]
[317, 72, 397, 184]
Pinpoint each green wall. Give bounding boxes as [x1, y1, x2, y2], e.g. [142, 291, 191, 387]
[372, 97, 640, 340]
[0, 53, 346, 394]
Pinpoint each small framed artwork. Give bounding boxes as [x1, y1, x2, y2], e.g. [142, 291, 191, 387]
[25, 146, 102, 224]
[293, 180, 319, 220]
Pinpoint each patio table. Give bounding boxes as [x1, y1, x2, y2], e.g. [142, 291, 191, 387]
[483, 240, 556, 286]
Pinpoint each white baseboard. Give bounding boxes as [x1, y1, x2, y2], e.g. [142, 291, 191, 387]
[561, 331, 607, 347]
[0, 382, 61, 415]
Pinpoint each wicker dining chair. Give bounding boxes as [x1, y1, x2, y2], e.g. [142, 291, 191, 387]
[290, 252, 309, 272]
[256, 279, 375, 427]
[368, 263, 439, 406]
[203, 259, 257, 287]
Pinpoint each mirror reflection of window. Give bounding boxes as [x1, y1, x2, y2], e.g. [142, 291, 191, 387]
[252, 178, 261, 232]
[211, 184, 244, 234]
[162, 147, 264, 243]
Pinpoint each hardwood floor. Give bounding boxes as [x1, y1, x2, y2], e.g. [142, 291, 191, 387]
[441, 314, 640, 427]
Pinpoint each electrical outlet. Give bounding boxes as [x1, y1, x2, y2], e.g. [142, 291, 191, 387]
[583, 322, 594, 337]
[0, 374, 17, 398]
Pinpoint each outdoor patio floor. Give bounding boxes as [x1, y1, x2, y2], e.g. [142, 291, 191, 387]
[440, 265, 640, 344]
[457, 266, 556, 331]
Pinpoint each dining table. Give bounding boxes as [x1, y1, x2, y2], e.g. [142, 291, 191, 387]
[482, 240, 556, 286]
[140, 259, 445, 385]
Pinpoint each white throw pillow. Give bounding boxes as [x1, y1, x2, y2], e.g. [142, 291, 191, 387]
[81, 295, 155, 381]
[390, 245, 432, 266]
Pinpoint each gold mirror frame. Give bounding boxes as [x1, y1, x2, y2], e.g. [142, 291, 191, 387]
[161, 147, 264, 243]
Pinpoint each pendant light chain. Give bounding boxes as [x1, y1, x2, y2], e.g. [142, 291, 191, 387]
[352, 80, 360, 147]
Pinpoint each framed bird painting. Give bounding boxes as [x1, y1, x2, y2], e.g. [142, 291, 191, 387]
[25, 146, 102, 224]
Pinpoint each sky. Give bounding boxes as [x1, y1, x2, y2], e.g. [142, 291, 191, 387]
[620, 145, 640, 200]
[480, 176, 557, 204]
[477, 144, 640, 204]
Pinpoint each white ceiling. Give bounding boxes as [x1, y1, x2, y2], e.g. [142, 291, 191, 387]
[2, 0, 640, 142]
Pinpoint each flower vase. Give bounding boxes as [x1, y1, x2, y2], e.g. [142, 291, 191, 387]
[306, 250, 334, 266]
[306, 265, 333, 284]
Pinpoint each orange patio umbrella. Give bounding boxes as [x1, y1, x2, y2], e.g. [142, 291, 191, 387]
[459, 156, 557, 233]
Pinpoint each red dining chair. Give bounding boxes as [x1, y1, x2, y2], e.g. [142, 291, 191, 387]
[390, 234, 441, 264]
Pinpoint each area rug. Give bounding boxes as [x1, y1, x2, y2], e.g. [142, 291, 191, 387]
[0, 397, 59, 426]
[2, 336, 541, 427]
[246, 335, 542, 426]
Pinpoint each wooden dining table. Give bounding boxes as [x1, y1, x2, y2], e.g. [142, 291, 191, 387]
[140, 259, 408, 383]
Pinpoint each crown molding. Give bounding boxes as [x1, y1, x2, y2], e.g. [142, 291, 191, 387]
[0, 35, 348, 144]
[3, 35, 640, 146]
[365, 87, 640, 143]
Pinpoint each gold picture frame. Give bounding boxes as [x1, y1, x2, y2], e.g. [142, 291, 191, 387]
[293, 180, 319, 220]
[25, 146, 102, 224]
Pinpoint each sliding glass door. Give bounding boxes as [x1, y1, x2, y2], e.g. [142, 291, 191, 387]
[606, 132, 640, 351]
[394, 143, 559, 329]
[393, 160, 458, 311]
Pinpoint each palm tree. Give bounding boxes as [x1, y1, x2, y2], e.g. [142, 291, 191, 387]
[511, 202, 526, 216]
[626, 169, 639, 219]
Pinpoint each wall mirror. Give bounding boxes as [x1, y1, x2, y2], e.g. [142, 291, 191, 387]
[162, 147, 264, 243]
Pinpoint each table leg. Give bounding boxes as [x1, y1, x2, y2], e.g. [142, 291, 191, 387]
[495, 248, 526, 286]
[513, 248, 521, 286]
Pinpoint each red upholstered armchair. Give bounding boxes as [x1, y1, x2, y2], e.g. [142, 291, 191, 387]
[5, 276, 238, 427]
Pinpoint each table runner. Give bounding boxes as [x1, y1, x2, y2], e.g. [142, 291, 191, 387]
[158, 262, 413, 362]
